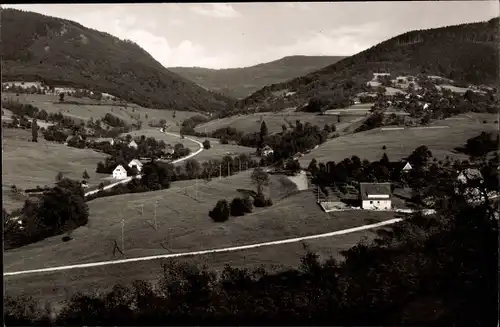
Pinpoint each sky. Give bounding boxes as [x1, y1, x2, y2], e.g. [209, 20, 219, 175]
[4, 1, 499, 69]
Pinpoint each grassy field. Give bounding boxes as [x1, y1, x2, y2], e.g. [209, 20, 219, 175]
[2, 93, 204, 132]
[4, 169, 400, 304]
[195, 111, 363, 134]
[126, 128, 256, 162]
[2, 129, 108, 211]
[298, 113, 498, 166]
[4, 221, 396, 305]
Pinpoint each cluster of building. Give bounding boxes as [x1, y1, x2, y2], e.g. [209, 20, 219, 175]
[112, 159, 144, 180]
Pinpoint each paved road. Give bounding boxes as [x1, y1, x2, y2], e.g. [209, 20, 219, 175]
[4, 218, 403, 277]
[84, 132, 204, 197]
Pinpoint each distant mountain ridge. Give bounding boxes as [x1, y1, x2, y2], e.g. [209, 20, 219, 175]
[1, 8, 233, 112]
[169, 55, 345, 99]
[235, 18, 499, 113]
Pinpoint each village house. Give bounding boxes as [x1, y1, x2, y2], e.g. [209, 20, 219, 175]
[128, 159, 143, 173]
[112, 165, 128, 180]
[261, 145, 274, 157]
[402, 161, 413, 172]
[128, 140, 138, 149]
[359, 182, 392, 210]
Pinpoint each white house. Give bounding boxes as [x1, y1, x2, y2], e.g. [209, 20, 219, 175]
[112, 165, 128, 179]
[128, 159, 143, 173]
[262, 145, 274, 157]
[359, 183, 392, 210]
[128, 140, 138, 149]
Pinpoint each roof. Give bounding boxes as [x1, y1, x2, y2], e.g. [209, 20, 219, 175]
[129, 159, 143, 166]
[95, 137, 113, 143]
[359, 183, 392, 200]
[262, 145, 273, 151]
[113, 164, 126, 171]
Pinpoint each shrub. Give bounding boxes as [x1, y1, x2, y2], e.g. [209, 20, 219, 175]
[242, 195, 253, 213]
[230, 197, 246, 216]
[253, 193, 267, 207]
[209, 199, 230, 222]
[203, 139, 211, 150]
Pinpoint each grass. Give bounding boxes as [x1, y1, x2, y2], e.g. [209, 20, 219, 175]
[2, 93, 204, 132]
[195, 111, 363, 134]
[4, 222, 395, 305]
[4, 170, 400, 303]
[298, 113, 498, 166]
[2, 129, 108, 211]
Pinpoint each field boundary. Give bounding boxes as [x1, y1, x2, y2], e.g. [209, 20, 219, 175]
[4, 218, 404, 277]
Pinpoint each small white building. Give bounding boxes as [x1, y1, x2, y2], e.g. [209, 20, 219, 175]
[262, 145, 274, 157]
[128, 140, 138, 149]
[359, 183, 392, 210]
[112, 165, 128, 179]
[128, 159, 143, 173]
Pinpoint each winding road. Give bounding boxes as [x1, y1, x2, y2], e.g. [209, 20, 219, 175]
[4, 218, 403, 277]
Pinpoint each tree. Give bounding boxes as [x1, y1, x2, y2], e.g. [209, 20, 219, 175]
[36, 179, 89, 234]
[251, 167, 269, 196]
[203, 140, 211, 150]
[82, 170, 90, 180]
[259, 121, 268, 148]
[31, 118, 38, 142]
[285, 159, 301, 175]
[209, 200, 230, 222]
[55, 172, 64, 182]
[230, 197, 246, 216]
[184, 159, 201, 179]
[242, 195, 253, 213]
[59, 92, 65, 102]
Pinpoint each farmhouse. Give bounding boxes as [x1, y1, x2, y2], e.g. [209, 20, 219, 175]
[128, 140, 138, 149]
[112, 165, 128, 179]
[128, 159, 143, 173]
[359, 183, 392, 210]
[262, 145, 274, 157]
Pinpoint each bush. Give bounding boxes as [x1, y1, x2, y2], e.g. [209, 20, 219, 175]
[242, 195, 253, 213]
[230, 197, 246, 216]
[203, 139, 211, 150]
[253, 193, 267, 207]
[209, 199, 230, 222]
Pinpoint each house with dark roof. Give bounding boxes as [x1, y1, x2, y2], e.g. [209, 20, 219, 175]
[359, 182, 392, 210]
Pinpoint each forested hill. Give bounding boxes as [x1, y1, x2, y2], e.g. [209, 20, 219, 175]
[169, 55, 345, 99]
[235, 17, 499, 113]
[1, 9, 233, 112]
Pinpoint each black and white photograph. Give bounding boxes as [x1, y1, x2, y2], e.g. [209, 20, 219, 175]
[2, 1, 499, 325]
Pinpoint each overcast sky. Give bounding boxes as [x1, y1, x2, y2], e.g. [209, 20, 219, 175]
[4, 2, 498, 69]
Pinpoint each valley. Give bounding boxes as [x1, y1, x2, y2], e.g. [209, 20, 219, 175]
[2, 5, 498, 326]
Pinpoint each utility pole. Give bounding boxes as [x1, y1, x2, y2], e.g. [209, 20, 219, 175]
[195, 175, 198, 200]
[317, 184, 319, 203]
[228, 164, 230, 177]
[121, 219, 125, 252]
[154, 200, 158, 230]
[219, 165, 222, 180]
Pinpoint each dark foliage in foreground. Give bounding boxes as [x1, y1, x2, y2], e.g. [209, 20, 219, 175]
[5, 198, 498, 325]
